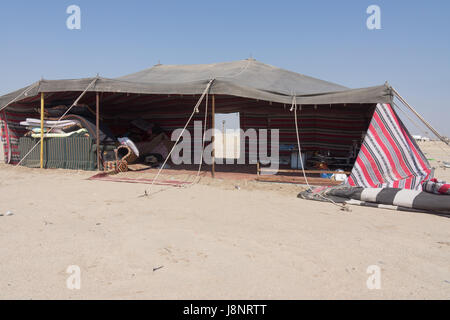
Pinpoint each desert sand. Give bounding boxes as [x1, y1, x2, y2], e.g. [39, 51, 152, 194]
[0, 141, 449, 300]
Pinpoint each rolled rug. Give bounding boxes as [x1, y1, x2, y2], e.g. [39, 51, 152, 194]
[422, 178, 450, 195]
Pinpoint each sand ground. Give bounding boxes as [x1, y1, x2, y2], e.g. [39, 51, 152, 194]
[0, 141, 449, 299]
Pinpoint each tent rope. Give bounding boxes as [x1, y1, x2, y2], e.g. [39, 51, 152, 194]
[0, 81, 41, 163]
[184, 88, 210, 187]
[392, 101, 450, 159]
[291, 96, 348, 210]
[393, 102, 429, 136]
[0, 81, 40, 113]
[16, 77, 99, 167]
[291, 96, 311, 190]
[145, 79, 215, 196]
[391, 87, 449, 146]
[150, 85, 211, 193]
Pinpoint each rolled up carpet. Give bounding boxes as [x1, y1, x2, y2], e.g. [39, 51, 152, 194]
[299, 186, 450, 213]
[422, 178, 450, 195]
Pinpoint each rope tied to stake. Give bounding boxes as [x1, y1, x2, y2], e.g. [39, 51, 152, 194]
[290, 96, 349, 211]
[144, 79, 215, 196]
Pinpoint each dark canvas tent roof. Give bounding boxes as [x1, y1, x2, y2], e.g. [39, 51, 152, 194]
[119, 59, 349, 95]
[0, 59, 392, 108]
[0, 60, 432, 192]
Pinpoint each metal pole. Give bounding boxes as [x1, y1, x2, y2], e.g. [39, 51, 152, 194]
[96, 92, 101, 171]
[40, 92, 45, 169]
[211, 95, 216, 178]
[392, 87, 449, 145]
[222, 120, 226, 159]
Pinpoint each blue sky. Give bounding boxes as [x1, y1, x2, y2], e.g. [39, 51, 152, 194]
[1, 0, 449, 136]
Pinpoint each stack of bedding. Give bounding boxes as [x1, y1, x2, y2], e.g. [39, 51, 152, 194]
[20, 118, 89, 138]
[18, 118, 99, 170]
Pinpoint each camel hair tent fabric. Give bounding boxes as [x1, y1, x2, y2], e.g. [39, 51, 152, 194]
[0, 59, 433, 190]
[0, 59, 393, 109]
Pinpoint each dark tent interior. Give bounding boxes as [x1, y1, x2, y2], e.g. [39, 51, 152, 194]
[0, 60, 394, 185]
[1, 89, 377, 184]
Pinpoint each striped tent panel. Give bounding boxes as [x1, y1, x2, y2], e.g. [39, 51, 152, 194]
[241, 111, 368, 158]
[270, 113, 368, 153]
[240, 114, 268, 162]
[348, 103, 431, 190]
[1, 108, 38, 164]
[100, 103, 373, 164]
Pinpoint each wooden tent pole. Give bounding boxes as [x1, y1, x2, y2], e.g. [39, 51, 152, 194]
[391, 87, 449, 146]
[40, 92, 45, 169]
[96, 92, 101, 171]
[211, 95, 216, 178]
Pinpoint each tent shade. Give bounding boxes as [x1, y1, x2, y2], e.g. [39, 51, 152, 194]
[0, 59, 393, 108]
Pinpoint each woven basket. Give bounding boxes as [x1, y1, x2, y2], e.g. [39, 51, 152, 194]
[116, 145, 138, 164]
[104, 160, 128, 174]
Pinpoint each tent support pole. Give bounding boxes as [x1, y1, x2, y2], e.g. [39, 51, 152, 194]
[391, 87, 449, 146]
[17, 78, 98, 167]
[211, 95, 216, 178]
[96, 92, 101, 171]
[40, 92, 45, 169]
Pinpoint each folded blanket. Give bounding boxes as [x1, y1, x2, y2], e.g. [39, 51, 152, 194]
[31, 128, 88, 138]
[30, 127, 64, 134]
[21, 119, 79, 129]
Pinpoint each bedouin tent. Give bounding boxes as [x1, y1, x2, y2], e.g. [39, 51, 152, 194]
[0, 59, 438, 189]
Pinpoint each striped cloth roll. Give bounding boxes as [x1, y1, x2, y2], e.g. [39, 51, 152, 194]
[299, 186, 450, 213]
[422, 179, 450, 195]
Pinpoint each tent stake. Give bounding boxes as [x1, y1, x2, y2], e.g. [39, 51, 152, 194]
[211, 95, 216, 178]
[96, 92, 101, 171]
[40, 92, 44, 169]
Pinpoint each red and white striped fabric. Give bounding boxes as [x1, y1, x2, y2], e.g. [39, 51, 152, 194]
[348, 103, 431, 190]
[0, 108, 37, 164]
